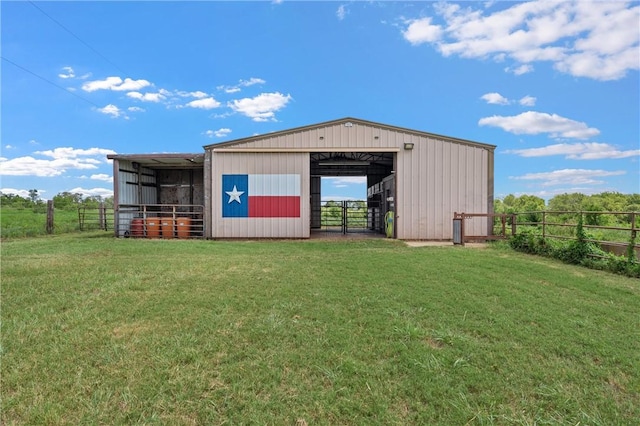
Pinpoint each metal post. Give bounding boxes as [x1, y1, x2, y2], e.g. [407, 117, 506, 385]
[342, 201, 347, 235]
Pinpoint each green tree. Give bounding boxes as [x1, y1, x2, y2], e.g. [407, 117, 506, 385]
[28, 189, 40, 203]
[582, 196, 609, 226]
[53, 192, 84, 210]
[496, 194, 545, 223]
[548, 193, 587, 212]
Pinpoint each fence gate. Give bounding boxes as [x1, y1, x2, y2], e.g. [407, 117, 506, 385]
[318, 200, 380, 234]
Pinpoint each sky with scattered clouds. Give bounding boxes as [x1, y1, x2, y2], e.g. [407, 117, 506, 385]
[1, 1, 638, 202]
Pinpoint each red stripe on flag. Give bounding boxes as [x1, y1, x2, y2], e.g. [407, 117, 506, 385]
[248, 196, 300, 217]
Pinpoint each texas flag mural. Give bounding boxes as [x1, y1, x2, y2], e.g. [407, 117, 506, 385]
[222, 174, 301, 218]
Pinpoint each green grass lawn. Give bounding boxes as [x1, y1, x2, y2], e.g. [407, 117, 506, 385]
[1, 207, 80, 238]
[2, 233, 639, 425]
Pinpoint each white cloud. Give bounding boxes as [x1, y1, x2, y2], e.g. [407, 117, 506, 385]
[128, 106, 145, 112]
[505, 142, 640, 160]
[4, 145, 15, 150]
[114, 78, 152, 91]
[35, 147, 116, 159]
[0, 147, 115, 177]
[82, 76, 152, 92]
[205, 128, 232, 138]
[0, 188, 40, 198]
[176, 90, 209, 98]
[185, 97, 221, 110]
[189, 90, 208, 99]
[58, 66, 75, 79]
[222, 87, 241, 94]
[67, 187, 114, 198]
[218, 78, 266, 94]
[228, 92, 293, 121]
[97, 104, 125, 118]
[402, 1, 640, 80]
[519, 95, 536, 106]
[478, 111, 600, 139]
[507, 64, 534, 75]
[511, 168, 626, 187]
[240, 78, 265, 87]
[323, 176, 367, 186]
[402, 17, 443, 45]
[90, 174, 113, 182]
[481, 92, 509, 105]
[337, 5, 348, 20]
[126, 91, 165, 102]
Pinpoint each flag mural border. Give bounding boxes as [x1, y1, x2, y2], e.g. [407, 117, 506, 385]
[222, 174, 301, 218]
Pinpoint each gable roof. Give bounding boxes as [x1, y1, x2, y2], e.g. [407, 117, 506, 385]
[203, 117, 496, 151]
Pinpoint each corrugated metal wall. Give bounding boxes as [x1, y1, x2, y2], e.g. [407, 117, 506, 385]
[396, 137, 490, 240]
[211, 152, 310, 238]
[208, 119, 493, 240]
[116, 160, 157, 205]
[113, 159, 157, 236]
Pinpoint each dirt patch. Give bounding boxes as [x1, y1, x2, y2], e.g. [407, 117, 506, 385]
[404, 241, 488, 248]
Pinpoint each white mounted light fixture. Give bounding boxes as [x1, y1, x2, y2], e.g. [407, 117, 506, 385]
[404, 142, 414, 150]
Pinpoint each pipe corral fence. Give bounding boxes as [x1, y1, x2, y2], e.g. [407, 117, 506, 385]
[453, 211, 639, 260]
[115, 204, 204, 239]
[453, 212, 516, 245]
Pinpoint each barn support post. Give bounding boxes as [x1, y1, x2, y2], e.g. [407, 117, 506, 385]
[46, 200, 54, 234]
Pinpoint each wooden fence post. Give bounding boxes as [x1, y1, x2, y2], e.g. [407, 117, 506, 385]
[46, 200, 54, 234]
[99, 202, 106, 230]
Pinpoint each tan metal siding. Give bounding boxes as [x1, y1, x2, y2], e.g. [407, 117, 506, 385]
[396, 137, 489, 240]
[206, 118, 493, 241]
[211, 152, 310, 238]
[215, 122, 407, 151]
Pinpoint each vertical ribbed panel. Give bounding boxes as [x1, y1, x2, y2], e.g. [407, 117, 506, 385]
[208, 119, 493, 240]
[396, 138, 489, 240]
[211, 152, 310, 238]
[115, 160, 157, 205]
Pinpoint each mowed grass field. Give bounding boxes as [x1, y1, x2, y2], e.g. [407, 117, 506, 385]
[2, 233, 639, 425]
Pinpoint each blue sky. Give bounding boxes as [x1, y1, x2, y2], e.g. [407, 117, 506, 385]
[2, 1, 639, 203]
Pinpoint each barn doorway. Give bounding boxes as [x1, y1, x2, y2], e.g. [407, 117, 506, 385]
[310, 152, 395, 236]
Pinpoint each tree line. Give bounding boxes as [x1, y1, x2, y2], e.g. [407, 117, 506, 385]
[0, 190, 114, 211]
[495, 192, 640, 226]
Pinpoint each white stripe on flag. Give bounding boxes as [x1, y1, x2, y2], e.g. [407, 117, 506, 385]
[248, 174, 300, 196]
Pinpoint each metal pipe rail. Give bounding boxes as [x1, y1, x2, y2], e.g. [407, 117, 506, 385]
[115, 204, 205, 239]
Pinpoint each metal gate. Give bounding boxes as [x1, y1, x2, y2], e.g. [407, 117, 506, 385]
[317, 200, 382, 234]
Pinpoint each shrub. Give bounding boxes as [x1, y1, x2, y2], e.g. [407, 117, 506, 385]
[508, 214, 639, 277]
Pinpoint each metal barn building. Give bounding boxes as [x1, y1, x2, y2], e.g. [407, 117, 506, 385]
[109, 117, 495, 240]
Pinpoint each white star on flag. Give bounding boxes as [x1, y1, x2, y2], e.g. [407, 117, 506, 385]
[226, 185, 244, 204]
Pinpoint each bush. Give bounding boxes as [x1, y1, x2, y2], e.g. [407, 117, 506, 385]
[508, 214, 638, 278]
